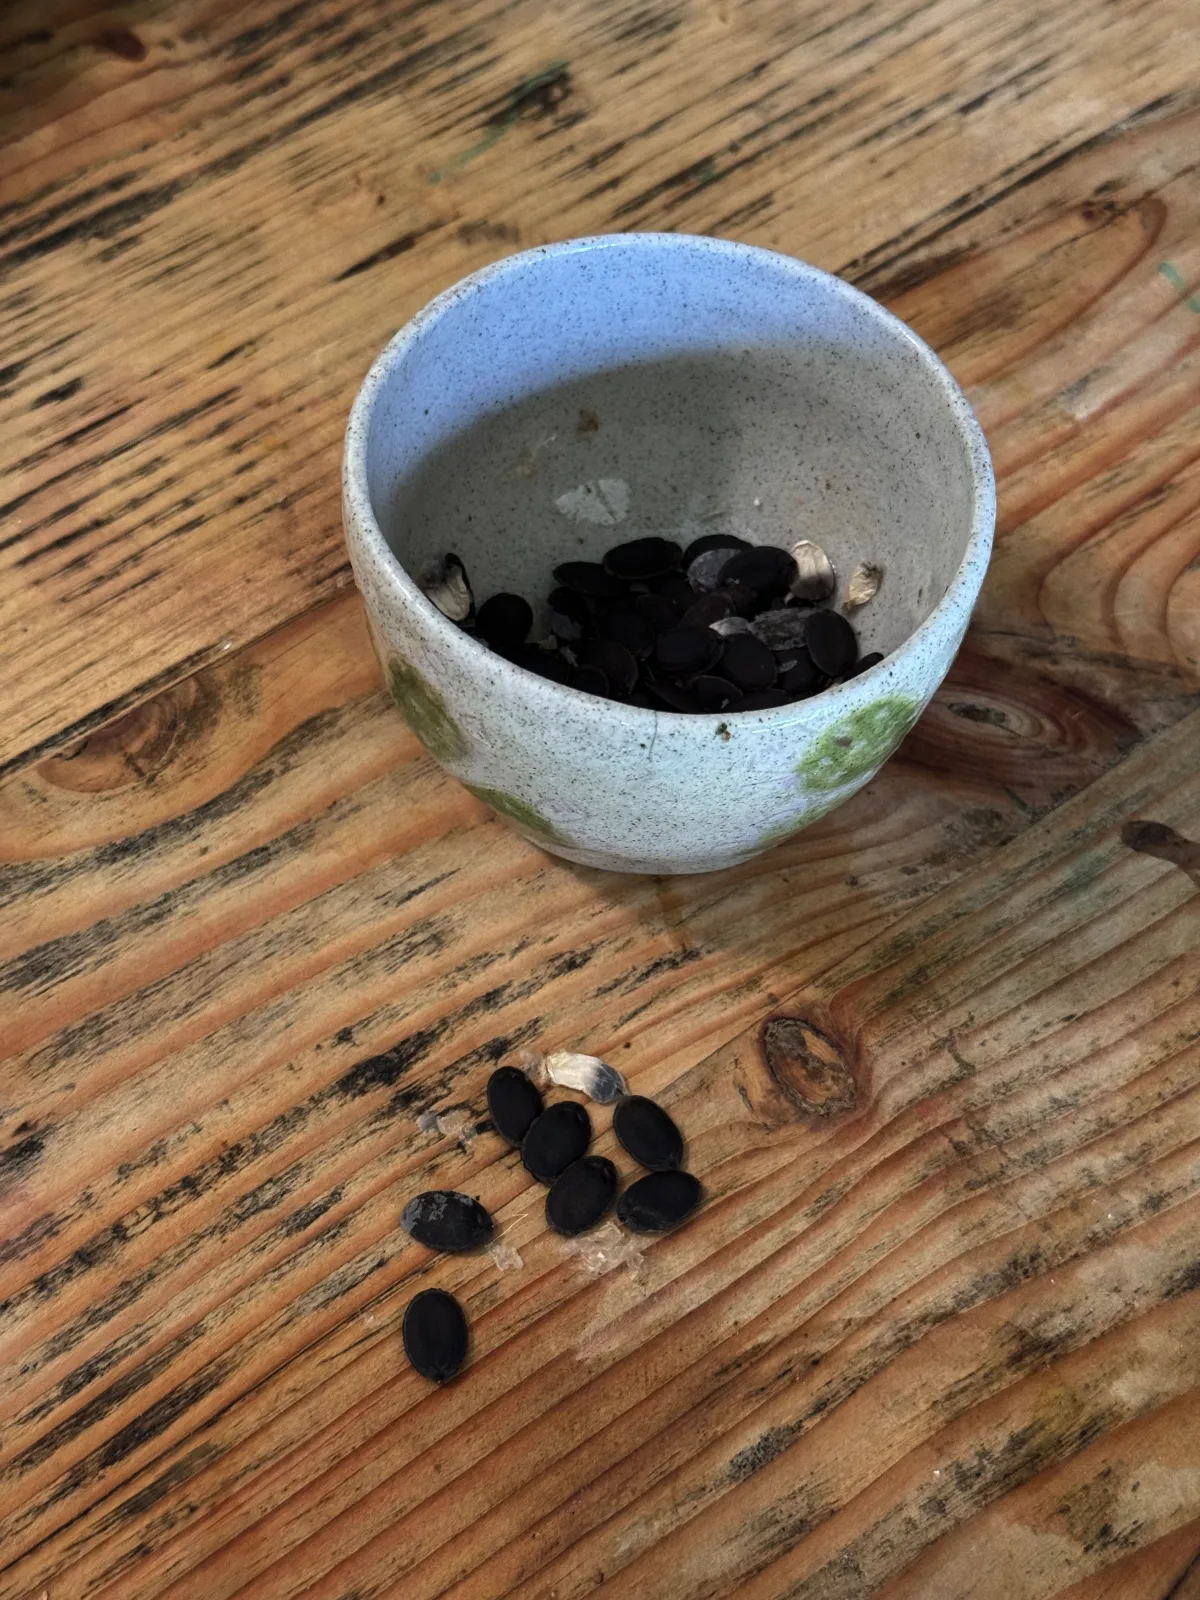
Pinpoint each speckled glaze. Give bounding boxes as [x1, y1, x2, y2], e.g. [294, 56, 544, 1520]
[343, 234, 994, 875]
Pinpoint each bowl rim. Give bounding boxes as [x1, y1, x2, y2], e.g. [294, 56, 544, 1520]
[342, 232, 996, 726]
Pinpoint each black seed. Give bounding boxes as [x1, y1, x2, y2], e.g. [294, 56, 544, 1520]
[627, 687, 657, 709]
[806, 608, 859, 675]
[646, 678, 699, 713]
[570, 664, 610, 698]
[737, 687, 790, 710]
[597, 606, 654, 660]
[681, 592, 732, 629]
[720, 632, 776, 692]
[521, 646, 572, 684]
[553, 560, 627, 597]
[714, 581, 758, 617]
[682, 532, 751, 565]
[545, 1156, 619, 1235]
[654, 625, 723, 677]
[719, 545, 797, 597]
[522, 1100, 592, 1182]
[403, 1288, 469, 1383]
[582, 638, 639, 695]
[686, 547, 738, 592]
[842, 650, 884, 680]
[649, 571, 697, 608]
[613, 1095, 685, 1170]
[402, 1191, 494, 1252]
[778, 650, 823, 697]
[636, 591, 682, 633]
[476, 592, 533, 651]
[617, 1169, 703, 1232]
[603, 536, 682, 580]
[549, 586, 593, 626]
[691, 674, 743, 713]
[487, 1066, 544, 1145]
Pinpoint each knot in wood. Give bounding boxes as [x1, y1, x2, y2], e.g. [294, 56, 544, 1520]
[760, 1017, 858, 1119]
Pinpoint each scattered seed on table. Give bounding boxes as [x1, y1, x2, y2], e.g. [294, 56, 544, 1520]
[682, 532, 750, 565]
[543, 1050, 628, 1103]
[418, 554, 474, 622]
[546, 1156, 619, 1235]
[603, 536, 682, 580]
[522, 1100, 592, 1182]
[403, 1288, 469, 1383]
[475, 592, 533, 653]
[789, 539, 836, 602]
[806, 608, 859, 676]
[487, 1066, 544, 1146]
[655, 625, 723, 677]
[402, 1190, 494, 1252]
[720, 632, 777, 692]
[613, 1095, 685, 1171]
[617, 1169, 703, 1232]
[553, 560, 627, 597]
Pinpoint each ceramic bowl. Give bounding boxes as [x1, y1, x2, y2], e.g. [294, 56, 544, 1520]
[342, 234, 994, 875]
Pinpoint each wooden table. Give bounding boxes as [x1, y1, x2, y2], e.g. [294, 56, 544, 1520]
[2, 2, 1199, 1595]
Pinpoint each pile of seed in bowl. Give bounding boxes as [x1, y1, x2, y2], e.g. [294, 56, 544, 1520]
[401, 1053, 699, 1384]
[420, 535, 882, 713]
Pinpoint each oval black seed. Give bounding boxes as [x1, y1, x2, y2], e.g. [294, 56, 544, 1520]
[778, 649, 823, 697]
[654, 625, 723, 677]
[749, 608, 810, 652]
[648, 571, 697, 608]
[719, 544, 797, 596]
[646, 678, 700, 713]
[582, 638, 639, 695]
[613, 1095, 685, 1171]
[737, 687, 791, 710]
[805, 608, 859, 675]
[522, 1100, 592, 1182]
[603, 536, 682, 580]
[681, 592, 732, 629]
[598, 605, 655, 659]
[691, 674, 743, 713]
[682, 532, 751, 565]
[617, 1169, 703, 1232]
[487, 1065, 544, 1146]
[720, 632, 777, 692]
[403, 1288, 469, 1383]
[686, 547, 739, 593]
[553, 560, 627, 597]
[842, 650, 884, 680]
[714, 581, 759, 618]
[476, 592, 533, 651]
[635, 591, 683, 634]
[548, 586, 593, 626]
[402, 1191, 494, 1252]
[521, 646, 572, 684]
[569, 664, 610, 698]
[545, 1156, 619, 1235]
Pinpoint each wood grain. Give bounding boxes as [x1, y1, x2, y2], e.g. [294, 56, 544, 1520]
[4, 4, 1200, 1596]
[2, 0, 1199, 772]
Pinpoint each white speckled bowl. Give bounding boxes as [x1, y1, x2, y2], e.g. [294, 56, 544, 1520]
[343, 234, 994, 875]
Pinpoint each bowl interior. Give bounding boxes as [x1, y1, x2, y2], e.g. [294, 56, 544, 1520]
[362, 239, 981, 663]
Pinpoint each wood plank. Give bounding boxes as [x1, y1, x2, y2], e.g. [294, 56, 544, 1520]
[2, 0, 1199, 771]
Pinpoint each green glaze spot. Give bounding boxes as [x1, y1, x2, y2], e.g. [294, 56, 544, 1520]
[799, 695, 921, 793]
[462, 782, 568, 845]
[758, 796, 843, 850]
[386, 655, 467, 764]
